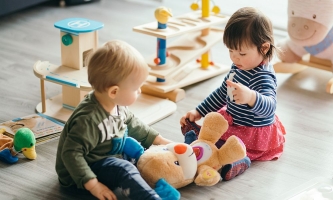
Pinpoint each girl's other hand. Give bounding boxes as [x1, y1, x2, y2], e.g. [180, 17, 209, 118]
[180, 110, 202, 127]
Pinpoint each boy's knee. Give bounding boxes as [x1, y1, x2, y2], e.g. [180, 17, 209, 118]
[118, 159, 139, 175]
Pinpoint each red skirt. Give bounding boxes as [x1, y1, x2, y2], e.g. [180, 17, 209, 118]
[217, 107, 286, 161]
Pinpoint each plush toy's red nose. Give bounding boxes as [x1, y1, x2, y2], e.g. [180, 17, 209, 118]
[174, 143, 187, 154]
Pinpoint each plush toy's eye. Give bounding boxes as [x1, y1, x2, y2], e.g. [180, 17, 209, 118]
[174, 161, 179, 165]
[313, 14, 316, 19]
[292, 10, 294, 15]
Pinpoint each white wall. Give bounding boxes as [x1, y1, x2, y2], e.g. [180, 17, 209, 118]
[216, 0, 288, 31]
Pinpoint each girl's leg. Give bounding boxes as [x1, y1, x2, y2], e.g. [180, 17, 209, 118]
[90, 157, 161, 200]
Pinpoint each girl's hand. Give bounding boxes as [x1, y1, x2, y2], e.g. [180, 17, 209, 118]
[226, 80, 256, 107]
[180, 110, 202, 127]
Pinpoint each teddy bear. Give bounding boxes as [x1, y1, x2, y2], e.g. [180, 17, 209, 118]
[189, 112, 247, 186]
[276, 0, 333, 93]
[135, 112, 246, 189]
[122, 137, 196, 200]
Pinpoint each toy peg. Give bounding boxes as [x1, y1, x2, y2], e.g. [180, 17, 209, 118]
[154, 7, 173, 71]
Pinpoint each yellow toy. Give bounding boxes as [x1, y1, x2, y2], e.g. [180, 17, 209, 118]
[136, 112, 246, 188]
[154, 7, 172, 24]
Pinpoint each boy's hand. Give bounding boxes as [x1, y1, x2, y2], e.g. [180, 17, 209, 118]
[85, 178, 117, 200]
[180, 110, 202, 127]
[226, 80, 256, 107]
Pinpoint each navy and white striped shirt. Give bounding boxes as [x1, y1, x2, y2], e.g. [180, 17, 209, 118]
[196, 63, 277, 127]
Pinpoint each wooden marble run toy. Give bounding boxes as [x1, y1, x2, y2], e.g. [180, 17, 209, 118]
[33, 18, 177, 125]
[133, 0, 230, 102]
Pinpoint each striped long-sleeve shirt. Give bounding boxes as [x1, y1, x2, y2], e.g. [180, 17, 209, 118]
[196, 63, 277, 127]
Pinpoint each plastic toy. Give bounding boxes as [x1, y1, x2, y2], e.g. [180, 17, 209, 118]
[33, 18, 177, 125]
[0, 128, 37, 164]
[274, 0, 333, 94]
[133, 1, 230, 102]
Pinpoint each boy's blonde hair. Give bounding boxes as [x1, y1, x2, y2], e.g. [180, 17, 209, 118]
[87, 40, 148, 92]
[223, 7, 277, 61]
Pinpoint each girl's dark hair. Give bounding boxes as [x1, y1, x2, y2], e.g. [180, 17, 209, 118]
[223, 7, 276, 61]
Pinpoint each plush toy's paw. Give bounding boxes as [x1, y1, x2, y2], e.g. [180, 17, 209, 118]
[220, 135, 246, 165]
[123, 137, 144, 161]
[0, 149, 18, 164]
[194, 165, 221, 186]
[155, 178, 181, 200]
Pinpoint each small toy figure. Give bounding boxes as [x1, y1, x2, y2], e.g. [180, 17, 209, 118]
[0, 128, 37, 164]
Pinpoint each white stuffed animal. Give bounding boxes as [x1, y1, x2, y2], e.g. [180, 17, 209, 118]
[276, 0, 333, 93]
[277, 0, 333, 63]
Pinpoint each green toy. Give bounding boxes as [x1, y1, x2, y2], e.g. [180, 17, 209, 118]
[0, 127, 37, 164]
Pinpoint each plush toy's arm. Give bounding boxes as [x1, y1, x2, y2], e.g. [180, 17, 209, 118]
[123, 137, 144, 161]
[194, 165, 221, 186]
[277, 38, 304, 62]
[154, 178, 181, 200]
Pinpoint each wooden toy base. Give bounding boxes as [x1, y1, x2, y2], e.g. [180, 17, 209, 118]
[36, 93, 177, 125]
[275, 177, 333, 200]
[274, 55, 333, 94]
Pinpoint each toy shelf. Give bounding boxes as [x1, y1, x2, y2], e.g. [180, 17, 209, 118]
[33, 60, 91, 90]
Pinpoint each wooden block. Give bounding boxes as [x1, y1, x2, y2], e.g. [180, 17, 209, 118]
[60, 31, 98, 70]
[141, 86, 185, 102]
[326, 78, 333, 94]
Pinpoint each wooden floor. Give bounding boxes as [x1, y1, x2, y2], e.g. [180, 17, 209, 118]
[1, 0, 333, 199]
